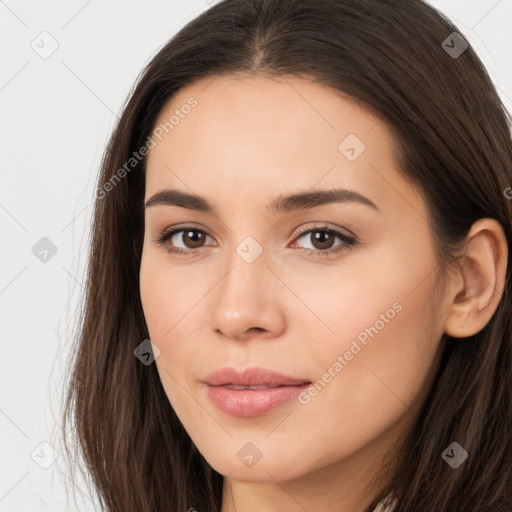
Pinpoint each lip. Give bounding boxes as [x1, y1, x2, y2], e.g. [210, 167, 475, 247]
[202, 367, 311, 418]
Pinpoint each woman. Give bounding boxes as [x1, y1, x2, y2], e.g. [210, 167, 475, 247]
[62, 0, 512, 510]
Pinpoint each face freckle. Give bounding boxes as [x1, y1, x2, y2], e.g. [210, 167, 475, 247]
[139, 73, 447, 494]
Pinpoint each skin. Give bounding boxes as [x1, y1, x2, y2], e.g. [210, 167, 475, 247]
[139, 74, 508, 512]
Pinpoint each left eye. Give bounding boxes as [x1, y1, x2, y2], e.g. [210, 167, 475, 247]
[154, 225, 358, 257]
[292, 227, 357, 254]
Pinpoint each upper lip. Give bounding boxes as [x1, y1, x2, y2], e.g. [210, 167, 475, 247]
[202, 367, 311, 387]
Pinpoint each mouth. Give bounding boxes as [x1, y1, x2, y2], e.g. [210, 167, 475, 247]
[223, 384, 294, 390]
[202, 366, 311, 417]
[202, 366, 311, 387]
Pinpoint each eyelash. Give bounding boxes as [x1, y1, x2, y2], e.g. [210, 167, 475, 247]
[153, 224, 358, 258]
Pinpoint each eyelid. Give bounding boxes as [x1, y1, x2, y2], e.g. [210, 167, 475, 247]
[292, 222, 356, 239]
[153, 222, 355, 241]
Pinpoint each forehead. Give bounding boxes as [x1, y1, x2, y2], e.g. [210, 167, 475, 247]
[148, 73, 383, 153]
[144, 74, 423, 220]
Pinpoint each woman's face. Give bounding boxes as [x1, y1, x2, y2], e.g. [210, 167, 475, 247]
[140, 74, 449, 485]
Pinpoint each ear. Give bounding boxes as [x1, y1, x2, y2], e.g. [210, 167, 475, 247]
[444, 218, 508, 338]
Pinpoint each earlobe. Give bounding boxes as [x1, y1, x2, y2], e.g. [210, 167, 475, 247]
[444, 218, 508, 339]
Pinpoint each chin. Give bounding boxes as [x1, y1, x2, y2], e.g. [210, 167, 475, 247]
[202, 446, 314, 482]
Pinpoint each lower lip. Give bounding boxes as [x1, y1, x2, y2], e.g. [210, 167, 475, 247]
[205, 383, 310, 417]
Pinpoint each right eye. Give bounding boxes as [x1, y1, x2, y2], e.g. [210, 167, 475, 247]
[154, 227, 215, 256]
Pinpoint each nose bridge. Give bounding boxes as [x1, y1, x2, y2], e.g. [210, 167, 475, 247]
[219, 234, 268, 308]
[209, 233, 285, 339]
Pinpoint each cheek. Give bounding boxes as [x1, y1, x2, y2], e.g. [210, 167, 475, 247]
[297, 244, 442, 426]
[139, 268, 195, 421]
[139, 250, 197, 339]
[139, 265, 169, 338]
[286, 246, 429, 364]
[139, 255, 204, 390]
[305, 269, 441, 436]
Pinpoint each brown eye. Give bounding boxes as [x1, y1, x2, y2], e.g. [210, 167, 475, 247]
[308, 231, 337, 251]
[155, 228, 213, 254]
[292, 226, 357, 256]
[179, 230, 207, 249]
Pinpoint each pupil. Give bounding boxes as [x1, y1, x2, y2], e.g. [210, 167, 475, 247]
[313, 231, 334, 249]
[185, 230, 203, 247]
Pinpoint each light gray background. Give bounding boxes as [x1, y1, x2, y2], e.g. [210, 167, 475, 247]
[1, 1, 511, 510]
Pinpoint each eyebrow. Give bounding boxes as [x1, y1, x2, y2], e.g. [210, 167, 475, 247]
[144, 187, 381, 214]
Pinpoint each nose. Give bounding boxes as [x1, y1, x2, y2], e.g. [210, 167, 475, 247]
[209, 244, 287, 342]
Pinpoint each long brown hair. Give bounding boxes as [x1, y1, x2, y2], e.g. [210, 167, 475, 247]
[61, 0, 512, 510]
